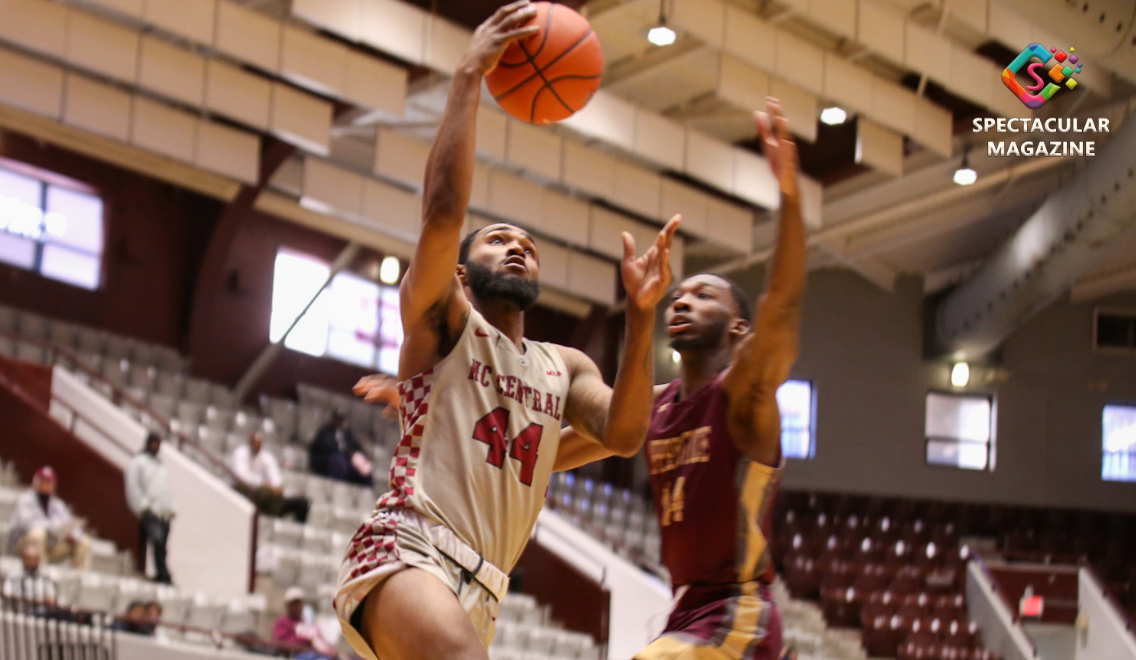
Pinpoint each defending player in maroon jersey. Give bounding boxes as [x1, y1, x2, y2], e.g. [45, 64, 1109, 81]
[555, 98, 805, 659]
[635, 98, 805, 660]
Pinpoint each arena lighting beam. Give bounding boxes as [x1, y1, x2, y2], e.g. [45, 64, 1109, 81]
[233, 243, 360, 402]
[935, 112, 1136, 360]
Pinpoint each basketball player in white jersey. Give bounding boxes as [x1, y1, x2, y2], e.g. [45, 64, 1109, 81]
[334, 3, 680, 660]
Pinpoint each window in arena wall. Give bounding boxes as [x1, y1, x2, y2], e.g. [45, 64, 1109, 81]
[270, 248, 402, 373]
[778, 379, 815, 460]
[0, 160, 104, 290]
[1102, 404, 1136, 482]
[925, 391, 995, 471]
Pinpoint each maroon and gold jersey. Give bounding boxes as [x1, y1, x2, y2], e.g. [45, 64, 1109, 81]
[646, 374, 782, 588]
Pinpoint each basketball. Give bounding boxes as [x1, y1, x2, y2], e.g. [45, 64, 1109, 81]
[485, 2, 604, 125]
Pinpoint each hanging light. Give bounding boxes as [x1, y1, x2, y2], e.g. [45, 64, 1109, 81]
[951, 362, 970, 387]
[953, 150, 977, 186]
[820, 107, 848, 126]
[379, 255, 401, 284]
[647, 0, 676, 46]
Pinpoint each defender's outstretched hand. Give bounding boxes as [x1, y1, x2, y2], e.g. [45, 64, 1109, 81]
[755, 97, 800, 197]
[463, 0, 541, 75]
[621, 215, 681, 314]
[353, 374, 400, 420]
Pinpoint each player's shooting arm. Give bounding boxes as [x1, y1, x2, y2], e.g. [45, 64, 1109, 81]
[722, 99, 806, 468]
[560, 218, 680, 458]
[399, 2, 538, 335]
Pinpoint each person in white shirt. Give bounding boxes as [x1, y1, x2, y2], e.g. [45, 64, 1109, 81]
[125, 433, 174, 585]
[230, 431, 310, 523]
[8, 466, 91, 570]
[2, 543, 57, 616]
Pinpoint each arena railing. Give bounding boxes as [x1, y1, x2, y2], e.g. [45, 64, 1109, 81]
[0, 330, 240, 484]
[0, 332, 259, 593]
[0, 594, 337, 660]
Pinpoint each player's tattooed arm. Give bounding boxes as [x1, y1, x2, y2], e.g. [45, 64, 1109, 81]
[552, 427, 612, 472]
[723, 98, 806, 468]
[399, 2, 538, 374]
[558, 217, 679, 457]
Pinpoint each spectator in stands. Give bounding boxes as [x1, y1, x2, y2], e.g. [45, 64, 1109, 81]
[308, 409, 372, 487]
[112, 600, 157, 636]
[2, 543, 57, 615]
[7, 466, 92, 570]
[230, 431, 310, 523]
[272, 587, 337, 660]
[125, 433, 174, 585]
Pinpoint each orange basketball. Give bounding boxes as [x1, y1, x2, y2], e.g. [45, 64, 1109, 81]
[485, 2, 604, 125]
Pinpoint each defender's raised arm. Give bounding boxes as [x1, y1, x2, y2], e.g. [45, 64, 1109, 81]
[722, 98, 807, 467]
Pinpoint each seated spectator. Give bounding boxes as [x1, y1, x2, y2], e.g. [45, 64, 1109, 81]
[112, 600, 157, 636]
[308, 410, 372, 486]
[2, 543, 57, 615]
[230, 431, 310, 523]
[272, 587, 336, 660]
[7, 466, 91, 570]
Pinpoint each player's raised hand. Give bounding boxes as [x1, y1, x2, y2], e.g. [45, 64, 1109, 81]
[463, 0, 541, 75]
[756, 97, 799, 197]
[353, 374, 401, 420]
[621, 215, 681, 314]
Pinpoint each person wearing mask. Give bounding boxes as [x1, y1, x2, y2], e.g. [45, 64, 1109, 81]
[272, 587, 336, 660]
[125, 433, 174, 585]
[8, 466, 91, 570]
[230, 431, 310, 523]
[308, 410, 372, 486]
[2, 543, 57, 616]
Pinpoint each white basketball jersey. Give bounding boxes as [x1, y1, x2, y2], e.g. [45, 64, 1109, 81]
[378, 307, 571, 573]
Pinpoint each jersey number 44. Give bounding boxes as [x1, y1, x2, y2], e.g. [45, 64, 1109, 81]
[473, 407, 544, 487]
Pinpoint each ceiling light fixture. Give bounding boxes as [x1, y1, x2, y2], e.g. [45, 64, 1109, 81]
[648, 0, 676, 46]
[953, 149, 977, 186]
[820, 106, 848, 125]
[951, 362, 970, 387]
[379, 255, 401, 284]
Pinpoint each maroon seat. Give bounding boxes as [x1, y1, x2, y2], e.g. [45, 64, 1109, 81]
[861, 600, 895, 630]
[821, 585, 862, 628]
[862, 611, 909, 657]
[902, 519, 931, 544]
[853, 536, 885, 564]
[914, 541, 945, 569]
[891, 566, 925, 593]
[818, 558, 856, 590]
[898, 632, 939, 660]
[783, 553, 819, 599]
[932, 593, 965, 619]
[854, 563, 891, 593]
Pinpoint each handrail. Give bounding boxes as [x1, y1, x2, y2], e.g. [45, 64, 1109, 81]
[0, 594, 338, 659]
[968, 553, 1040, 659]
[1083, 563, 1136, 635]
[0, 330, 237, 483]
[3, 331, 262, 593]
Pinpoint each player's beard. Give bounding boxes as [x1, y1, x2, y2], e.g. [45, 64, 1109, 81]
[669, 317, 729, 352]
[466, 261, 540, 311]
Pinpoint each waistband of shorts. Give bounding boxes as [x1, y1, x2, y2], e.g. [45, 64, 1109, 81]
[674, 581, 771, 611]
[401, 510, 509, 602]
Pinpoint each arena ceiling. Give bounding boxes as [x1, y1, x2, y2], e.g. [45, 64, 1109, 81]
[180, 0, 1136, 305]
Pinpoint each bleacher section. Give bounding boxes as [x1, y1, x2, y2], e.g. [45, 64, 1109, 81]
[771, 490, 1136, 659]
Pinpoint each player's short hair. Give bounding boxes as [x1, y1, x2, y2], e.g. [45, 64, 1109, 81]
[699, 273, 754, 324]
[458, 223, 533, 265]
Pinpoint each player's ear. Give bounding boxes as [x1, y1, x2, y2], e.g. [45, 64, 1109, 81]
[730, 317, 751, 338]
[456, 263, 468, 286]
